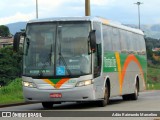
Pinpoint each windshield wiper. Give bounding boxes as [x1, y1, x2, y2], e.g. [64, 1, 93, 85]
[38, 45, 53, 77]
[58, 52, 72, 75]
[57, 27, 72, 75]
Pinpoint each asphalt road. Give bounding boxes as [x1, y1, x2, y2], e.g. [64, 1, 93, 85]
[0, 90, 160, 120]
[0, 90, 160, 111]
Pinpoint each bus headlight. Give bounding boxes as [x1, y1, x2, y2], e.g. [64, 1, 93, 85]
[22, 81, 36, 88]
[76, 80, 93, 87]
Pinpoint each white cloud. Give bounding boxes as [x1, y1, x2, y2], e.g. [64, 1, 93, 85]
[37, 0, 85, 18]
[91, 0, 115, 6]
[0, 0, 160, 24]
[0, 12, 35, 25]
[38, 0, 63, 17]
[35, 0, 78, 18]
[38, 0, 63, 9]
[0, 0, 84, 24]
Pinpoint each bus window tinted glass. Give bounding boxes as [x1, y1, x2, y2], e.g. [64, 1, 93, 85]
[127, 31, 134, 52]
[120, 30, 128, 52]
[111, 28, 121, 51]
[93, 22, 101, 44]
[139, 35, 146, 55]
[103, 25, 112, 51]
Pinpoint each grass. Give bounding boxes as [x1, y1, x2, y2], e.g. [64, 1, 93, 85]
[147, 83, 160, 90]
[146, 66, 160, 90]
[0, 78, 24, 105]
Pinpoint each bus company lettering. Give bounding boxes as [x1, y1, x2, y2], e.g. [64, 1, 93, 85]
[104, 57, 117, 68]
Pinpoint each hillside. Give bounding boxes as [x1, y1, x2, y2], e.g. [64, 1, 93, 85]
[6, 22, 160, 39]
[6, 22, 26, 35]
[125, 24, 160, 39]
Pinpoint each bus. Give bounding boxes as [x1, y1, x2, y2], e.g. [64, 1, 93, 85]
[13, 16, 147, 109]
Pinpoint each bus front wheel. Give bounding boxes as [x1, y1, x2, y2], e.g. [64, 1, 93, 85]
[98, 85, 109, 107]
[42, 102, 54, 109]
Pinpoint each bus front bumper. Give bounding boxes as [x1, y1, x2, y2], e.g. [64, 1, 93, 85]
[23, 84, 96, 102]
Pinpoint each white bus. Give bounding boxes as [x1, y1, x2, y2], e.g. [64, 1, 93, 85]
[14, 16, 147, 109]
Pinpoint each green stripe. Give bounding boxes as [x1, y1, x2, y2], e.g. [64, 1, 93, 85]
[103, 51, 147, 81]
[49, 79, 61, 84]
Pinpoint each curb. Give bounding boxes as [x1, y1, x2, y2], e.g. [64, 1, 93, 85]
[0, 102, 39, 108]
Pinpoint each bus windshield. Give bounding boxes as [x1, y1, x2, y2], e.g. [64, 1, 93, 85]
[23, 21, 91, 78]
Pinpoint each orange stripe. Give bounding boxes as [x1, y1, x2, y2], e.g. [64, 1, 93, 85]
[55, 78, 70, 89]
[121, 54, 145, 89]
[115, 53, 146, 94]
[43, 79, 55, 87]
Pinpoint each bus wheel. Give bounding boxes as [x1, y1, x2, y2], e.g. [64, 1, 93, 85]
[122, 94, 130, 100]
[42, 102, 54, 109]
[98, 85, 109, 107]
[130, 82, 139, 100]
[122, 82, 139, 100]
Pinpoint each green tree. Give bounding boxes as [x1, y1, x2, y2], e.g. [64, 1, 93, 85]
[0, 46, 22, 86]
[0, 25, 10, 37]
[146, 48, 153, 60]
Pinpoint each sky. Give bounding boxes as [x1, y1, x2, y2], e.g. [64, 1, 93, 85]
[0, 0, 160, 25]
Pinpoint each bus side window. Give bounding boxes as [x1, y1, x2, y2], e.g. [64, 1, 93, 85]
[111, 28, 121, 52]
[132, 33, 138, 53]
[125, 31, 134, 54]
[103, 25, 112, 51]
[120, 30, 128, 53]
[138, 35, 146, 55]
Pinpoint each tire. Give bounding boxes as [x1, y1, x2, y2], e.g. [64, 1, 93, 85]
[122, 82, 139, 100]
[122, 94, 130, 100]
[130, 82, 139, 100]
[42, 102, 54, 109]
[98, 85, 109, 107]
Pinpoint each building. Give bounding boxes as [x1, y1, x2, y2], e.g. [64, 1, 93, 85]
[0, 37, 13, 48]
[152, 48, 160, 52]
[0, 37, 23, 49]
[152, 48, 160, 61]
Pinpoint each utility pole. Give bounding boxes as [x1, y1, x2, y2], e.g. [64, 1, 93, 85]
[134, 2, 143, 29]
[85, 0, 90, 16]
[36, 0, 38, 19]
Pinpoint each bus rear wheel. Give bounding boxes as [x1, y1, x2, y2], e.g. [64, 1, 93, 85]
[42, 102, 54, 109]
[122, 82, 139, 100]
[98, 85, 109, 107]
[130, 82, 139, 100]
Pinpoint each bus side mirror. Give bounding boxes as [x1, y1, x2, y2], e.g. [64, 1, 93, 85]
[13, 32, 21, 52]
[89, 30, 96, 53]
[13, 32, 26, 52]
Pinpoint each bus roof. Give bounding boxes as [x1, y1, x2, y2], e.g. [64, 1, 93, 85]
[28, 16, 144, 35]
[98, 17, 144, 35]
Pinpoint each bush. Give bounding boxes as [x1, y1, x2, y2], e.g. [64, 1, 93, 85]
[0, 46, 22, 86]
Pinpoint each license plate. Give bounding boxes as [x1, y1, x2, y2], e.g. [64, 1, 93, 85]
[50, 93, 62, 98]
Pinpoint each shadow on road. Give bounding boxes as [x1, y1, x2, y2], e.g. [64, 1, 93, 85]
[39, 97, 124, 110]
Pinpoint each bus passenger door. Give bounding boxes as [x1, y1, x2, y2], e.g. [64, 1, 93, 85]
[92, 22, 105, 99]
[93, 44, 104, 99]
